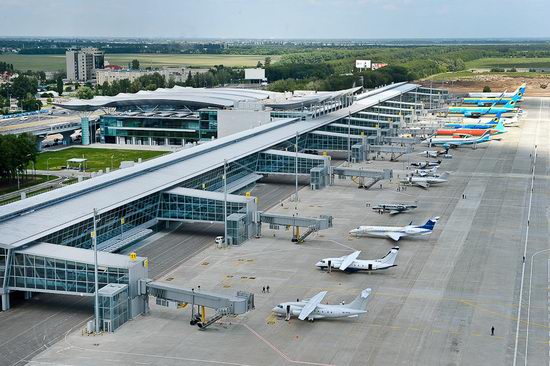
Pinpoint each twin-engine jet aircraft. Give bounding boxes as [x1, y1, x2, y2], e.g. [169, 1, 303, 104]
[371, 203, 417, 215]
[349, 217, 440, 241]
[400, 172, 449, 189]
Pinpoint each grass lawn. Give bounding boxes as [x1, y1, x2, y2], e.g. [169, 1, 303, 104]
[466, 57, 550, 69]
[0, 175, 56, 195]
[0, 53, 279, 72]
[34, 147, 169, 172]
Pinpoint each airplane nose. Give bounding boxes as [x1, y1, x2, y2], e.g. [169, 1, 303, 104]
[315, 261, 323, 267]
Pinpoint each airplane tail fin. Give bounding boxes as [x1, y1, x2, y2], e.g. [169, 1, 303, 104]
[488, 113, 501, 124]
[347, 288, 372, 311]
[518, 83, 526, 97]
[380, 247, 399, 266]
[417, 216, 440, 231]
[504, 99, 516, 108]
[439, 171, 449, 180]
[494, 119, 506, 133]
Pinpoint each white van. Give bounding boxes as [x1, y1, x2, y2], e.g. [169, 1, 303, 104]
[215, 236, 224, 245]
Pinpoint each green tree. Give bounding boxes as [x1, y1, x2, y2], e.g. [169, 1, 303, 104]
[264, 56, 272, 68]
[56, 76, 64, 96]
[185, 71, 193, 86]
[20, 93, 42, 111]
[129, 59, 140, 70]
[130, 79, 142, 93]
[11, 75, 38, 101]
[0, 133, 37, 182]
[256, 60, 263, 68]
[483, 86, 492, 92]
[76, 86, 94, 100]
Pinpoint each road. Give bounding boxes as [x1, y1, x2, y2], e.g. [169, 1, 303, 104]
[0, 179, 301, 366]
[0, 110, 102, 134]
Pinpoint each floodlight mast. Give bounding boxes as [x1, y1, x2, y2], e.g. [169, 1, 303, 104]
[92, 208, 99, 333]
[223, 159, 228, 246]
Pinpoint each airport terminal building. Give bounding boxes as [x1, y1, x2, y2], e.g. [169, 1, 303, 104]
[0, 82, 448, 330]
[63, 85, 448, 147]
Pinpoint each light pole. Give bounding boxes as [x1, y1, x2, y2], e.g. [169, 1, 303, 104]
[294, 131, 299, 204]
[92, 208, 100, 333]
[347, 112, 351, 163]
[110, 155, 114, 170]
[46, 157, 52, 171]
[223, 159, 228, 246]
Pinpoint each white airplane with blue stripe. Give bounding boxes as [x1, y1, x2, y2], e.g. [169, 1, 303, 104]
[350, 217, 440, 241]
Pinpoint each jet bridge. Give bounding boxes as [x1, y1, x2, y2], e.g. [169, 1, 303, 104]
[398, 127, 437, 137]
[367, 144, 414, 161]
[331, 166, 393, 190]
[258, 212, 333, 243]
[382, 136, 419, 144]
[141, 280, 254, 329]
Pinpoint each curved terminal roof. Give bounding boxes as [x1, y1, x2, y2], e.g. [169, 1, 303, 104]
[57, 87, 277, 111]
[56, 86, 361, 111]
[0, 82, 419, 249]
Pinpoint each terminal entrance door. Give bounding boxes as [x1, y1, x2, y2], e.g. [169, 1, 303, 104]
[103, 320, 112, 333]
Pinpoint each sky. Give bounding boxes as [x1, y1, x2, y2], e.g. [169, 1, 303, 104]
[1, 0, 549, 39]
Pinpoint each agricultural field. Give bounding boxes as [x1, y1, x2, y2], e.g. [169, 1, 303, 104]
[0, 53, 279, 72]
[465, 57, 550, 69]
[34, 147, 169, 172]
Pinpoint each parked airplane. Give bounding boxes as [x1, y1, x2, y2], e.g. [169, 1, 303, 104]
[272, 288, 372, 321]
[349, 217, 439, 241]
[371, 203, 417, 215]
[413, 166, 439, 177]
[400, 172, 449, 188]
[422, 132, 491, 149]
[446, 113, 519, 128]
[463, 85, 525, 105]
[436, 120, 507, 136]
[316, 247, 399, 272]
[468, 83, 526, 99]
[448, 99, 517, 118]
[419, 149, 447, 158]
[410, 160, 441, 168]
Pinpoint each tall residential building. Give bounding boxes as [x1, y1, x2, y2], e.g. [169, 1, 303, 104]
[65, 48, 104, 82]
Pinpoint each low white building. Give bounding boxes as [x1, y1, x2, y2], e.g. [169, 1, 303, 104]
[96, 68, 209, 85]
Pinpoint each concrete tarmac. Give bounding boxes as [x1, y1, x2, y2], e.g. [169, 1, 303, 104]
[0, 181, 300, 366]
[29, 97, 550, 366]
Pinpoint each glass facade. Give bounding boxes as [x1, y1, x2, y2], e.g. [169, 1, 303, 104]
[8, 252, 129, 294]
[0, 248, 7, 287]
[256, 151, 326, 175]
[39, 194, 161, 250]
[159, 193, 248, 222]
[100, 111, 217, 146]
[227, 213, 247, 245]
[304, 132, 363, 151]
[99, 284, 129, 332]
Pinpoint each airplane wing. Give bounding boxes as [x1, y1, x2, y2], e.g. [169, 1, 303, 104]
[386, 232, 404, 241]
[415, 181, 429, 189]
[389, 210, 401, 215]
[339, 251, 361, 270]
[298, 291, 327, 320]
